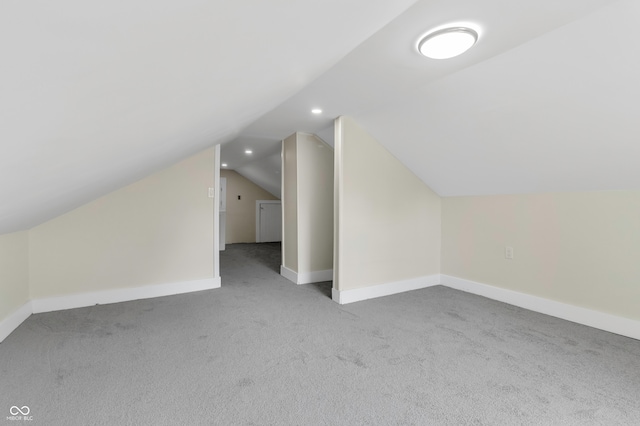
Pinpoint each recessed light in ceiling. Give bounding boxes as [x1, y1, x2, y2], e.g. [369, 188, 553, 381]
[311, 108, 322, 114]
[244, 149, 253, 154]
[418, 27, 478, 59]
[221, 163, 228, 167]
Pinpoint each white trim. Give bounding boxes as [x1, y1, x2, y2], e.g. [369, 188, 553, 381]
[296, 269, 332, 285]
[330, 273, 640, 340]
[280, 265, 298, 283]
[0, 302, 32, 343]
[1, 278, 221, 342]
[280, 265, 333, 285]
[441, 274, 640, 341]
[332, 274, 441, 305]
[299, 269, 333, 284]
[255, 200, 282, 243]
[333, 118, 343, 290]
[219, 212, 226, 251]
[32, 278, 220, 314]
[214, 144, 221, 279]
[280, 140, 286, 270]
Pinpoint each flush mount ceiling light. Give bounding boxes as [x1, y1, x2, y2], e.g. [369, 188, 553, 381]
[311, 108, 322, 114]
[244, 149, 253, 154]
[221, 163, 228, 167]
[418, 26, 478, 59]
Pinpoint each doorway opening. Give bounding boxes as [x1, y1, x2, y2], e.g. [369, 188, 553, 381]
[256, 200, 282, 243]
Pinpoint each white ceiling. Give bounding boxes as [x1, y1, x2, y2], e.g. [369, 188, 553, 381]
[221, 0, 635, 196]
[3, 0, 638, 233]
[0, 0, 416, 234]
[358, 0, 640, 196]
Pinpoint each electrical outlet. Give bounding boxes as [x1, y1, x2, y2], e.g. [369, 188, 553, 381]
[505, 246, 514, 260]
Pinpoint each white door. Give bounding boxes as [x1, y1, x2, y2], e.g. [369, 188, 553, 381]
[258, 202, 282, 242]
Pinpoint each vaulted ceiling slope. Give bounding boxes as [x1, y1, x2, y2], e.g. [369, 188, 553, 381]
[224, 0, 639, 198]
[0, 0, 417, 234]
[359, 0, 640, 196]
[4, 0, 637, 235]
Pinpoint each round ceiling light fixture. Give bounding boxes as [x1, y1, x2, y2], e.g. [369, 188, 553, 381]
[418, 26, 478, 59]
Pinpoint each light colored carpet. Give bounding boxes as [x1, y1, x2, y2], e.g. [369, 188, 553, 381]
[1, 242, 639, 425]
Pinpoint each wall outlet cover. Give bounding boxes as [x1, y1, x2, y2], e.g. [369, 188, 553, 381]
[505, 246, 514, 259]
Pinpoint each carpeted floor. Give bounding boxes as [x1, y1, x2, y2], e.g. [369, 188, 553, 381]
[1, 242, 639, 425]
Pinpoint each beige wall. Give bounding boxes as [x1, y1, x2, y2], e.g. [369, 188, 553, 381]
[220, 170, 278, 244]
[334, 116, 441, 291]
[29, 148, 215, 298]
[296, 133, 334, 273]
[282, 134, 298, 271]
[0, 231, 29, 321]
[442, 191, 640, 321]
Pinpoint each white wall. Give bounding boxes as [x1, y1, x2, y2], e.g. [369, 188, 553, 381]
[334, 116, 441, 292]
[281, 133, 334, 283]
[282, 134, 298, 272]
[442, 191, 640, 322]
[220, 170, 278, 244]
[0, 231, 29, 322]
[29, 148, 216, 299]
[297, 133, 334, 274]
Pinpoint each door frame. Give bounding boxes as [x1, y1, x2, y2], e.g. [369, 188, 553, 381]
[213, 144, 221, 284]
[255, 200, 282, 243]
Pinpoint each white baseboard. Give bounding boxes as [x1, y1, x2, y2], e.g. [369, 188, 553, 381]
[332, 274, 440, 305]
[0, 302, 32, 343]
[441, 274, 640, 341]
[280, 266, 298, 284]
[299, 269, 333, 285]
[1, 278, 220, 343]
[280, 266, 333, 285]
[31, 278, 220, 314]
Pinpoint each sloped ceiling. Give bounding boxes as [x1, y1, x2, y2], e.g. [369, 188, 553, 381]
[0, 0, 417, 234]
[359, 0, 640, 196]
[222, 0, 639, 197]
[4, 0, 638, 234]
